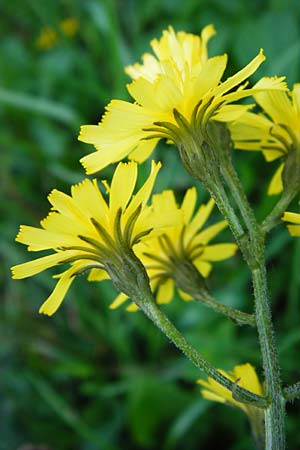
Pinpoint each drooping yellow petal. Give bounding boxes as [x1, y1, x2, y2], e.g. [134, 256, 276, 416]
[109, 292, 129, 309]
[193, 259, 212, 278]
[11, 250, 82, 279]
[201, 243, 237, 261]
[15, 225, 82, 252]
[287, 225, 300, 236]
[178, 289, 193, 301]
[129, 138, 159, 163]
[87, 268, 109, 282]
[198, 370, 243, 410]
[267, 163, 284, 195]
[181, 187, 197, 224]
[39, 261, 91, 316]
[191, 220, 228, 247]
[156, 278, 174, 304]
[126, 302, 140, 312]
[282, 212, 300, 224]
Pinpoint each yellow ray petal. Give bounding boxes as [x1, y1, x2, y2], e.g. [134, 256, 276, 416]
[109, 162, 138, 218]
[126, 302, 139, 312]
[156, 278, 174, 304]
[287, 224, 300, 236]
[267, 163, 284, 195]
[186, 198, 215, 241]
[191, 220, 228, 247]
[178, 289, 193, 301]
[192, 259, 212, 278]
[129, 138, 159, 163]
[214, 49, 265, 97]
[233, 364, 263, 396]
[87, 268, 109, 282]
[213, 104, 253, 122]
[71, 179, 109, 223]
[282, 212, 300, 224]
[192, 55, 227, 99]
[15, 225, 82, 251]
[39, 261, 89, 316]
[292, 83, 300, 117]
[201, 243, 237, 261]
[109, 292, 129, 309]
[125, 161, 162, 218]
[11, 250, 82, 279]
[181, 187, 197, 223]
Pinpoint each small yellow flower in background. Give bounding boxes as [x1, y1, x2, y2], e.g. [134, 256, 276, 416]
[11, 161, 181, 316]
[230, 82, 299, 195]
[60, 17, 79, 37]
[282, 211, 300, 236]
[198, 363, 264, 414]
[78, 25, 285, 174]
[109, 187, 237, 311]
[36, 27, 57, 50]
[36, 17, 79, 50]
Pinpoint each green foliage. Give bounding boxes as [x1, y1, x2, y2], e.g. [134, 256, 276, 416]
[1, 0, 300, 448]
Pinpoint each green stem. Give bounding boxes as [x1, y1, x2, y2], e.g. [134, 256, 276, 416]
[222, 160, 286, 449]
[179, 135, 286, 448]
[252, 261, 286, 450]
[108, 249, 267, 408]
[215, 147, 286, 449]
[221, 160, 258, 233]
[194, 289, 256, 327]
[262, 189, 298, 233]
[205, 173, 245, 246]
[133, 290, 268, 408]
[172, 259, 255, 327]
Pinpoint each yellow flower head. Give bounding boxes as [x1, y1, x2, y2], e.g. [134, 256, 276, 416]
[282, 211, 300, 236]
[109, 187, 237, 311]
[78, 25, 284, 175]
[36, 27, 58, 50]
[230, 82, 299, 195]
[11, 161, 180, 316]
[197, 363, 264, 415]
[60, 17, 79, 37]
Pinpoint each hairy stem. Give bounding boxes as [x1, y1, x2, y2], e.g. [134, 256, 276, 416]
[262, 189, 298, 233]
[194, 288, 256, 327]
[133, 288, 268, 408]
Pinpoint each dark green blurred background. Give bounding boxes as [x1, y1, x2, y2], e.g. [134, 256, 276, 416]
[2, 0, 300, 449]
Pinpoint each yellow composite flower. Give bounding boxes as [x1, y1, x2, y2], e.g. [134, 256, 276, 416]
[229, 82, 299, 195]
[109, 187, 237, 311]
[36, 17, 79, 50]
[11, 161, 181, 316]
[78, 25, 285, 174]
[282, 211, 300, 236]
[197, 363, 264, 415]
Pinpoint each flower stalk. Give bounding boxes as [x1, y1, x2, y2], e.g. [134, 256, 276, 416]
[175, 121, 287, 449]
[172, 258, 256, 327]
[107, 246, 268, 409]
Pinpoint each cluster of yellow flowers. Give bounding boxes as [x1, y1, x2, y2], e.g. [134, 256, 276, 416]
[12, 25, 300, 417]
[36, 17, 79, 50]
